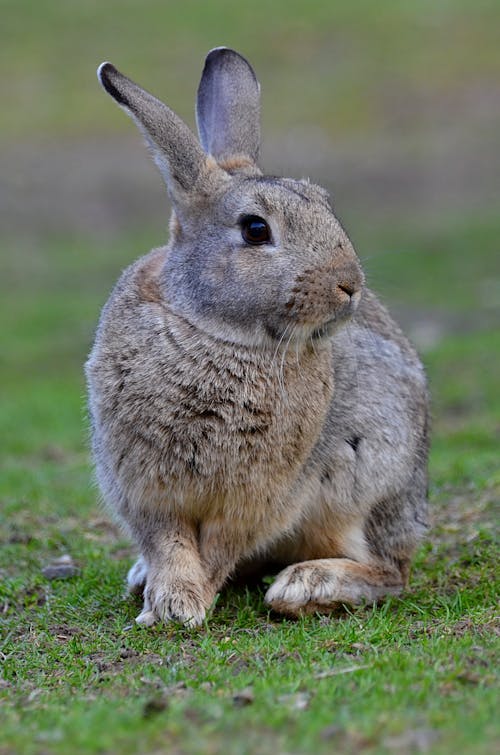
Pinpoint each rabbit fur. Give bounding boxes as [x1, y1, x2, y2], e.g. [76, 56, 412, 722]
[86, 48, 429, 626]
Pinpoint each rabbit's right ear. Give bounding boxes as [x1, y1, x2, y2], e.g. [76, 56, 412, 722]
[196, 48, 261, 166]
[97, 62, 206, 205]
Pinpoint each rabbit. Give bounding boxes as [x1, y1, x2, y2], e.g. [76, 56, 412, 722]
[85, 47, 429, 627]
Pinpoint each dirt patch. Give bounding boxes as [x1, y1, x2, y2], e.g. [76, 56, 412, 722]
[430, 484, 498, 546]
[409, 617, 499, 641]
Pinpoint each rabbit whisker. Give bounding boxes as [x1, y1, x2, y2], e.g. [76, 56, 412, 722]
[279, 325, 296, 399]
[270, 323, 292, 393]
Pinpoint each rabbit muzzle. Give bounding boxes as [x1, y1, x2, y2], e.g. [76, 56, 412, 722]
[285, 245, 364, 336]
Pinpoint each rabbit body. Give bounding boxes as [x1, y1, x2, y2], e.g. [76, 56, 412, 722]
[86, 49, 429, 625]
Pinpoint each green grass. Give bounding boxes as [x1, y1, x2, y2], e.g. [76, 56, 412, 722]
[0, 520, 498, 755]
[361, 212, 500, 317]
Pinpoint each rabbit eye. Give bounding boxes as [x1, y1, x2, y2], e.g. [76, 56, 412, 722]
[240, 215, 271, 245]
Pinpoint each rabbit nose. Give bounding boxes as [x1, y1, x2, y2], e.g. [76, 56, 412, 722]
[331, 243, 364, 288]
[334, 261, 364, 300]
[337, 282, 356, 298]
[286, 261, 364, 325]
[336, 276, 363, 303]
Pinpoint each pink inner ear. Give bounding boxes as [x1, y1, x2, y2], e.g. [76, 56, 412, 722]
[196, 47, 261, 165]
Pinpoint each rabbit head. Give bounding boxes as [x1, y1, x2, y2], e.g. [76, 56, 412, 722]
[98, 48, 364, 347]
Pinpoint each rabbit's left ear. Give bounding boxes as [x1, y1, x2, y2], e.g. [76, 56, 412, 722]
[196, 47, 261, 165]
[97, 62, 206, 204]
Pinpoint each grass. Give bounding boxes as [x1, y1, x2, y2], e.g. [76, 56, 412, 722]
[0, 523, 498, 754]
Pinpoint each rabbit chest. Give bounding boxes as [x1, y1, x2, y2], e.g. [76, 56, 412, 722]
[87, 267, 333, 526]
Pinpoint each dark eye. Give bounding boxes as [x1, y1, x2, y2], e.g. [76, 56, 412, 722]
[240, 215, 271, 245]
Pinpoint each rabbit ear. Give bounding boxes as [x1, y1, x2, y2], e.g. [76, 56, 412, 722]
[97, 62, 206, 202]
[196, 47, 261, 165]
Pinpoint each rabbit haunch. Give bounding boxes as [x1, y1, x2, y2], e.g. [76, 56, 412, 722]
[86, 48, 429, 626]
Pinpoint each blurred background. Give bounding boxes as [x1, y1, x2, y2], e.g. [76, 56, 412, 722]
[1, 0, 499, 486]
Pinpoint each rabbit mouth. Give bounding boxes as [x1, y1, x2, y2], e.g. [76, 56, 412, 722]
[310, 316, 343, 340]
[265, 311, 350, 345]
[310, 293, 361, 340]
[265, 288, 361, 344]
[300, 294, 359, 341]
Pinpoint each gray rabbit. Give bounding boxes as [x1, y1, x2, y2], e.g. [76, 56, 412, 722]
[86, 48, 429, 627]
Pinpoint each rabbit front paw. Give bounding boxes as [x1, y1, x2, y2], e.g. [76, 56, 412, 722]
[136, 574, 211, 628]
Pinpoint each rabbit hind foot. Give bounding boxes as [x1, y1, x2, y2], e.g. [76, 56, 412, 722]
[264, 558, 404, 616]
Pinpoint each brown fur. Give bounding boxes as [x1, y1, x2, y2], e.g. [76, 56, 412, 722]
[137, 251, 164, 303]
[217, 155, 258, 173]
